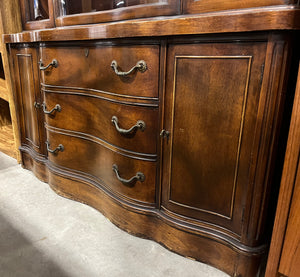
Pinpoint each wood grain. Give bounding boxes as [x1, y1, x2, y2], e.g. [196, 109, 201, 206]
[279, 165, 300, 276]
[0, 0, 22, 161]
[43, 89, 159, 155]
[6, 3, 299, 276]
[0, 123, 17, 159]
[183, 0, 298, 14]
[265, 63, 300, 277]
[0, 97, 11, 126]
[40, 43, 160, 98]
[4, 6, 300, 43]
[46, 125, 157, 206]
[10, 46, 46, 156]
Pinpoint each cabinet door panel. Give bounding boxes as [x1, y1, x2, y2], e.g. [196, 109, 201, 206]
[162, 42, 267, 237]
[11, 47, 45, 155]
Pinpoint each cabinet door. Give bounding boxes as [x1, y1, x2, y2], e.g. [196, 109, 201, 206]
[162, 41, 267, 238]
[10, 46, 45, 155]
[55, 0, 180, 27]
[19, 0, 54, 30]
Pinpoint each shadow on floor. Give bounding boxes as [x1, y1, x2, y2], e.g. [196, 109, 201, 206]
[0, 152, 18, 171]
[0, 213, 70, 277]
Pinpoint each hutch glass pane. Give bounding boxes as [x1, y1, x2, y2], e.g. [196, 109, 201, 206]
[58, 0, 167, 16]
[27, 0, 49, 20]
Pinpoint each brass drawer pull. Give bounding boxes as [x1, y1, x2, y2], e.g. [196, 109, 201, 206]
[39, 59, 58, 71]
[111, 60, 147, 76]
[160, 129, 170, 138]
[111, 116, 146, 135]
[112, 164, 145, 186]
[33, 101, 41, 109]
[42, 103, 61, 115]
[46, 141, 64, 154]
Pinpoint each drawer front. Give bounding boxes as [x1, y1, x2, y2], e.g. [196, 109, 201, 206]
[46, 127, 156, 206]
[40, 44, 159, 98]
[43, 89, 158, 155]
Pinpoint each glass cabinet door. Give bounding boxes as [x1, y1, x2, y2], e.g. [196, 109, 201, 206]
[55, 0, 180, 26]
[19, 0, 54, 29]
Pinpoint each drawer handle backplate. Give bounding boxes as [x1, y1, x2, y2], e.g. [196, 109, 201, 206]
[111, 60, 147, 76]
[39, 59, 58, 71]
[111, 116, 145, 135]
[112, 164, 145, 186]
[42, 103, 61, 115]
[46, 141, 64, 154]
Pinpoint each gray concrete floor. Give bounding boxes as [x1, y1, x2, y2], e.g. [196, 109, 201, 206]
[0, 152, 229, 277]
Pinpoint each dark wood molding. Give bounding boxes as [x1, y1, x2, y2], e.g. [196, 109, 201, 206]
[265, 63, 300, 277]
[4, 6, 300, 43]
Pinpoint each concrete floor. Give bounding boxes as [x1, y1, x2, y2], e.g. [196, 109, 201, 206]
[0, 152, 229, 277]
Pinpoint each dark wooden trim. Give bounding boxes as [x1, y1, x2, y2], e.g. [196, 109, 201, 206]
[241, 32, 292, 247]
[157, 40, 167, 209]
[4, 6, 300, 43]
[265, 63, 300, 277]
[183, 0, 298, 15]
[41, 86, 159, 107]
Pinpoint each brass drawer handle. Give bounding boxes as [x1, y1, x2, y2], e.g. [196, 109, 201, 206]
[46, 141, 64, 154]
[111, 116, 146, 135]
[34, 101, 41, 109]
[160, 129, 170, 138]
[111, 60, 147, 76]
[42, 103, 61, 115]
[112, 164, 145, 186]
[39, 59, 58, 71]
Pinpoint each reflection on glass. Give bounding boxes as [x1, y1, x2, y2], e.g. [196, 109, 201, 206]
[33, 0, 43, 19]
[59, 0, 67, 16]
[59, 0, 163, 16]
[113, 0, 127, 9]
[28, 0, 49, 20]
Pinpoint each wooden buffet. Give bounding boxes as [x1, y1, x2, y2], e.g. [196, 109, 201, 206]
[4, 1, 300, 276]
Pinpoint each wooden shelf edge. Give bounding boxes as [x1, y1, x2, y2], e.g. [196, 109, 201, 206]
[3, 6, 300, 43]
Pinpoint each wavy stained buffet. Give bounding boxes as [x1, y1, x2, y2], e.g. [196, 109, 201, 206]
[4, 0, 300, 276]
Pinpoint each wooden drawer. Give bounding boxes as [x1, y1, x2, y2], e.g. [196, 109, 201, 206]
[46, 126, 157, 206]
[43, 88, 158, 155]
[40, 44, 159, 98]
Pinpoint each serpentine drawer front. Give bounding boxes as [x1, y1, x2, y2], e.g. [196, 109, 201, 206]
[40, 43, 160, 98]
[45, 126, 157, 207]
[42, 88, 159, 155]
